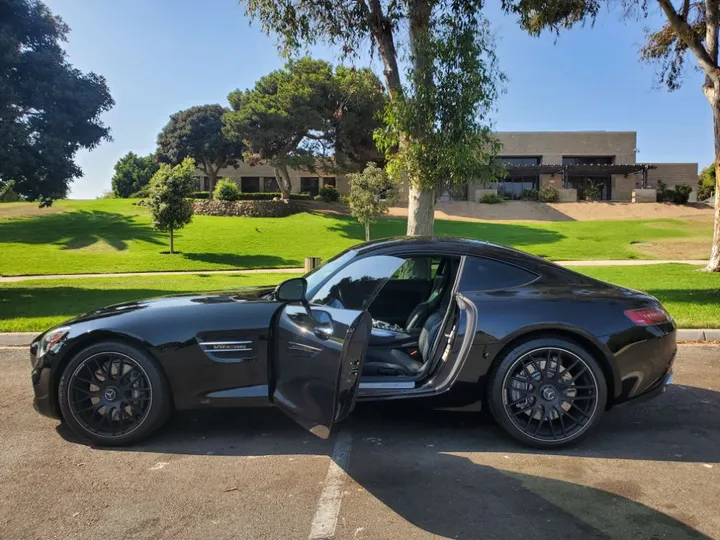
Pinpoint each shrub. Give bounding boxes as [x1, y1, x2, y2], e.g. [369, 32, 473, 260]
[657, 180, 694, 204]
[521, 188, 538, 201]
[191, 191, 210, 199]
[672, 184, 693, 204]
[584, 181, 601, 201]
[339, 194, 351, 206]
[313, 194, 323, 201]
[479, 193, 503, 204]
[698, 164, 716, 201]
[130, 185, 150, 198]
[214, 178, 241, 201]
[0, 180, 20, 202]
[318, 185, 340, 202]
[539, 185, 560, 202]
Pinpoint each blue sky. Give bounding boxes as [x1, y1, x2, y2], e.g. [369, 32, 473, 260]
[45, 0, 711, 199]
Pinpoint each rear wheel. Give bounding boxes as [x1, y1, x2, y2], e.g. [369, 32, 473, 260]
[58, 341, 171, 446]
[487, 337, 607, 448]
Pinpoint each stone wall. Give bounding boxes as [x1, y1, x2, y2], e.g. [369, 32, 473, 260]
[192, 200, 299, 217]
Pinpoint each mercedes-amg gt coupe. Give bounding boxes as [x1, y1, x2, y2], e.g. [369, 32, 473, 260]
[30, 237, 676, 448]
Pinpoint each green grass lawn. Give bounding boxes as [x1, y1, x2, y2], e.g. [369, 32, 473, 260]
[0, 264, 716, 332]
[0, 199, 712, 276]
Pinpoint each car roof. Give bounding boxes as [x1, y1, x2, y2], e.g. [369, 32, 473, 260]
[352, 236, 581, 280]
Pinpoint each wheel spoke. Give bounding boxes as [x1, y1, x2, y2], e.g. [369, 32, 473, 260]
[68, 352, 152, 439]
[512, 402, 535, 416]
[557, 358, 580, 380]
[554, 406, 568, 438]
[569, 366, 588, 383]
[533, 408, 546, 435]
[548, 413, 558, 439]
[508, 395, 530, 407]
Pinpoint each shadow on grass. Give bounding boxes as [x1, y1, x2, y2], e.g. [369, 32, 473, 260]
[328, 215, 566, 248]
[643, 288, 720, 306]
[58, 385, 717, 539]
[0, 210, 163, 251]
[182, 252, 296, 268]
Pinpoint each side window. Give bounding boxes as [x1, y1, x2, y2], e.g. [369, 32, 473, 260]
[309, 255, 406, 310]
[389, 257, 440, 281]
[459, 257, 538, 292]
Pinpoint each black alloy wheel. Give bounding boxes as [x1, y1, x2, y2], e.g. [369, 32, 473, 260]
[58, 341, 171, 446]
[488, 338, 607, 448]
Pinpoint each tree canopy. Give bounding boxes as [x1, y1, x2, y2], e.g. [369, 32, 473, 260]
[111, 152, 158, 198]
[224, 57, 386, 198]
[156, 104, 244, 197]
[148, 157, 196, 254]
[241, 0, 504, 235]
[0, 0, 114, 204]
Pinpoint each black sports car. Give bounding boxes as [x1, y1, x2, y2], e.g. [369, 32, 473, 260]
[30, 237, 676, 448]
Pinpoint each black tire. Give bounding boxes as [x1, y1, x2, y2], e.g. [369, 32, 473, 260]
[58, 341, 171, 446]
[487, 337, 607, 449]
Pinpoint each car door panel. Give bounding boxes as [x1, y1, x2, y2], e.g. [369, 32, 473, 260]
[271, 304, 372, 438]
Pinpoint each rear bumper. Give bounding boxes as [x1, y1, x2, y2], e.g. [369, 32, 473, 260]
[613, 324, 677, 404]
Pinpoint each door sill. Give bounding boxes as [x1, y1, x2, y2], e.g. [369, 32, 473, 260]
[359, 381, 416, 390]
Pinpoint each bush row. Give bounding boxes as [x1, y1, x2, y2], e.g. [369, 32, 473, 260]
[192, 190, 312, 201]
[657, 181, 693, 204]
[192, 200, 301, 217]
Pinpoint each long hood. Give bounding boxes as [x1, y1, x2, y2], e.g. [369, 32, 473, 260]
[65, 284, 278, 327]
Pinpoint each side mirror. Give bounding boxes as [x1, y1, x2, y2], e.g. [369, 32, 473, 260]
[276, 278, 307, 303]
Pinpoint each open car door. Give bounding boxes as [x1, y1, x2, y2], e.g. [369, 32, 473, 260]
[271, 303, 372, 439]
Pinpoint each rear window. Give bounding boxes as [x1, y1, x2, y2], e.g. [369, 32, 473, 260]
[459, 256, 538, 292]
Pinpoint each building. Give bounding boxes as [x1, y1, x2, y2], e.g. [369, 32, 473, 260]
[195, 131, 698, 202]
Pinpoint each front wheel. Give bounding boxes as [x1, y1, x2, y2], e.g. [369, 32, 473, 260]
[58, 341, 171, 446]
[487, 338, 607, 448]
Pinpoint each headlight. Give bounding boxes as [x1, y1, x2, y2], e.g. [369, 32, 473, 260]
[37, 327, 70, 358]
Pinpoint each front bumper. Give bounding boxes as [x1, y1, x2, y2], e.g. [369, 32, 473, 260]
[30, 342, 61, 419]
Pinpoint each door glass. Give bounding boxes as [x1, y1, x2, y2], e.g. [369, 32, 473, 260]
[309, 255, 405, 310]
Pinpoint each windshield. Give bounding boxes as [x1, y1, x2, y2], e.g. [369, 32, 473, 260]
[304, 249, 357, 299]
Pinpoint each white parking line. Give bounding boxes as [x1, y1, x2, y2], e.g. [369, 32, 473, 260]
[308, 431, 353, 540]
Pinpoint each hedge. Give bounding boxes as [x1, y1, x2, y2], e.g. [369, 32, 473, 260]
[191, 191, 312, 201]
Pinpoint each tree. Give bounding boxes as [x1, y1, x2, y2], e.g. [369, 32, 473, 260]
[699, 163, 716, 200]
[241, 0, 504, 235]
[0, 0, 114, 205]
[148, 157, 196, 254]
[348, 162, 399, 241]
[156, 105, 244, 198]
[111, 152, 158, 198]
[501, 1, 720, 270]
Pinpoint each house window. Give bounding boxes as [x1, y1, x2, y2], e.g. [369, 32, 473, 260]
[300, 177, 319, 196]
[241, 177, 260, 193]
[323, 177, 336, 187]
[562, 156, 614, 165]
[263, 177, 279, 192]
[498, 156, 541, 166]
[202, 176, 209, 191]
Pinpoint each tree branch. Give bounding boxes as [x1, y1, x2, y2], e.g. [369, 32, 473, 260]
[366, 0, 403, 99]
[656, 0, 720, 78]
[706, 0, 719, 65]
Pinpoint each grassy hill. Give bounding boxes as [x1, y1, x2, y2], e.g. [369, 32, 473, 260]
[0, 199, 713, 276]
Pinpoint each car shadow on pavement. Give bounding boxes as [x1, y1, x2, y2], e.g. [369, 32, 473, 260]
[58, 383, 720, 464]
[55, 384, 716, 539]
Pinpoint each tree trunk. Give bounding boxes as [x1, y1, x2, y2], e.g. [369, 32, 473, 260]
[207, 173, 217, 200]
[274, 164, 292, 200]
[364, 221, 370, 241]
[169, 228, 174, 254]
[406, 183, 435, 236]
[707, 96, 720, 271]
[367, 0, 403, 100]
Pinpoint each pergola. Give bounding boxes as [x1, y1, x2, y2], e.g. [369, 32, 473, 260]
[502, 163, 657, 188]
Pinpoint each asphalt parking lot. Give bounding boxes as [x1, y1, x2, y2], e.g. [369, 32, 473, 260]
[1, 345, 718, 540]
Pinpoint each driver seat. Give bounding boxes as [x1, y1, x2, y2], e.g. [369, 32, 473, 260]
[362, 310, 445, 376]
[404, 260, 451, 330]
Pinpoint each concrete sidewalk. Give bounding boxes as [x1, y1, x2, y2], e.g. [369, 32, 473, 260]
[0, 259, 709, 283]
[2, 329, 718, 347]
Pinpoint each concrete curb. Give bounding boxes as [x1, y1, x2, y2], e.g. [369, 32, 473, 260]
[1, 329, 718, 348]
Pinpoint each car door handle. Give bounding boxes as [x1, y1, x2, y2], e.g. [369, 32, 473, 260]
[313, 322, 334, 340]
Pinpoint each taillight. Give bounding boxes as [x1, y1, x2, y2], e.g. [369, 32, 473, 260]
[624, 306, 671, 326]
